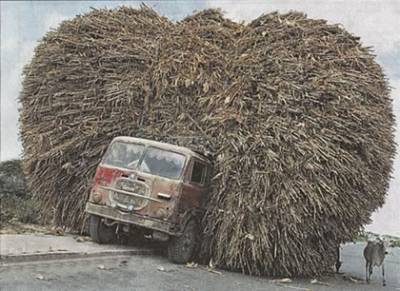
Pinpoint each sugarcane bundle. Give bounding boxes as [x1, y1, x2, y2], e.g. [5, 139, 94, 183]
[198, 11, 395, 276]
[19, 6, 395, 277]
[20, 5, 173, 227]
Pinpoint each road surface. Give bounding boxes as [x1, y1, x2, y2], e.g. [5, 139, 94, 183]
[0, 240, 399, 290]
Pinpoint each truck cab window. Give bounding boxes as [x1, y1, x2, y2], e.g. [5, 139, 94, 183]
[191, 160, 206, 184]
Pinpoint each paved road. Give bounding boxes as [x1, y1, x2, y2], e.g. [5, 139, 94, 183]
[0, 233, 159, 262]
[0, 243, 399, 290]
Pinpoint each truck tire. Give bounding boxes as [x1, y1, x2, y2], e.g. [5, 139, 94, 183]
[89, 215, 115, 244]
[168, 219, 199, 264]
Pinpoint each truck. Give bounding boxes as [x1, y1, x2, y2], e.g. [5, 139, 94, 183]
[85, 136, 212, 263]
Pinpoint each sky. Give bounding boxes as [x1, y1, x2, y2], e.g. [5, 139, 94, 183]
[1, 0, 399, 236]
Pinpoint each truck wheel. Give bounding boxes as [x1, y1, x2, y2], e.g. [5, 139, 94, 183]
[168, 219, 199, 264]
[89, 215, 115, 244]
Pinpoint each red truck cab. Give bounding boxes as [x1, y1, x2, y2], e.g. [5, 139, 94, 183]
[85, 137, 212, 263]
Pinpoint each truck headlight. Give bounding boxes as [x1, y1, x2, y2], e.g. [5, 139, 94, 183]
[91, 191, 102, 203]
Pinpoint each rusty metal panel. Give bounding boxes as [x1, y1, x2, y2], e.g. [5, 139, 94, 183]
[86, 202, 177, 235]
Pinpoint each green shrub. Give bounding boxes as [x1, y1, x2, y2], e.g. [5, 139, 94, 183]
[390, 240, 400, 248]
[0, 159, 38, 225]
[15, 199, 39, 224]
[0, 159, 28, 198]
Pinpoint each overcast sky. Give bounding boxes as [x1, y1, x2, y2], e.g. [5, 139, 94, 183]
[1, 0, 399, 236]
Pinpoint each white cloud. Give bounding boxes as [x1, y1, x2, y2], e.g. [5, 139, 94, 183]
[42, 12, 69, 31]
[1, 35, 18, 51]
[1, 38, 36, 160]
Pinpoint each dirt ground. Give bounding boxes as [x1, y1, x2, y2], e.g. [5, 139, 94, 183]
[0, 221, 61, 235]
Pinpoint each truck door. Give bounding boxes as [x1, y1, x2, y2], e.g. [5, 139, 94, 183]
[179, 158, 209, 217]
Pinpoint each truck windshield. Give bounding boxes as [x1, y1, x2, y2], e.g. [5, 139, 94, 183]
[138, 147, 186, 180]
[103, 142, 186, 179]
[102, 142, 145, 170]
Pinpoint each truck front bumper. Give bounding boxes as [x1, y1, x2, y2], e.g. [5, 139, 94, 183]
[85, 202, 178, 236]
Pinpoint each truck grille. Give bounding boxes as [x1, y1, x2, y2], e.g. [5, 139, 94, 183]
[112, 178, 148, 209]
